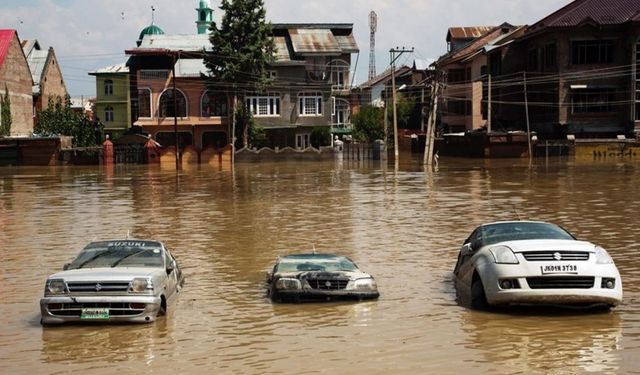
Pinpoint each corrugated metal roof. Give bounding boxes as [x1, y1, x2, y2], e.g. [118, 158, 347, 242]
[89, 63, 129, 75]
[0, 30, 16, 67]
[289, 28, 342, 55]
[438, 25, 516, 66]
[334, 35, 359, 53]
[135, 34, 212, 52]
[447, 26, 495, 40]
[529, 0, 640, 33]
[26, 49, 48, 84]
[359, 65, 412, 89]
[174, 58, 207, 78]
[273, 36, 291, 63]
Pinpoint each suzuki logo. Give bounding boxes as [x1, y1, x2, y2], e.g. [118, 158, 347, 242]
[95, 283, 103, 292]
[325, 281, 332, 288]
[553, 252, 562, 261]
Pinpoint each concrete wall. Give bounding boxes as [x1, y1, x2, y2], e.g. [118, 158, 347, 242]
[0, 32, 33, 136]
[94, 72, 130, 134]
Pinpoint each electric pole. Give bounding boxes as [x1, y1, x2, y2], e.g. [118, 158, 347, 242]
[390, 47, 413, 169]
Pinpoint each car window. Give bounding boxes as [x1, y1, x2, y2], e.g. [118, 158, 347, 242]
[480, 222, 575, 247]
[276, 257, 358, 273]
[68, 241, 164, 269]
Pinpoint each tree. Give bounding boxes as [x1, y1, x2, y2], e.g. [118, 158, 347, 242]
[310, 127, 331, 148]
[0, 85, 11, 136]
[204, 0, 275, 150]
[235, 103, 267, 149]
[35, 95, 96, 147]
[353, 106, 384, 142]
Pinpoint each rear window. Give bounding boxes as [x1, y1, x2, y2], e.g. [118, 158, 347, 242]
[480, 223, 574, 247]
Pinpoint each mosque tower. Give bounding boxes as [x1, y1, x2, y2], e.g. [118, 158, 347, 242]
[196, 0, 214, 34]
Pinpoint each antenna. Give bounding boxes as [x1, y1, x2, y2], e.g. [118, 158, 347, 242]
[151, 5, 156, 25]
[513, 206, 523, 221]
[126, 230, 130, 239]
[368, 11, 378, 81]
[312, 243, 316, 254]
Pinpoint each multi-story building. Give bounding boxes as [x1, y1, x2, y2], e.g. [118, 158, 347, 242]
[256, 23, 359, 148]
[89, 63, 130, 139]
[488, 0, 640, 138]
[0, 29, 34, 136]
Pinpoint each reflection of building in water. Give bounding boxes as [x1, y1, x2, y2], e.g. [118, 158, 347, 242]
[461, 310, 622, 374]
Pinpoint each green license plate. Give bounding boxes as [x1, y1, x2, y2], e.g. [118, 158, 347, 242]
[81, 308, 109, 320]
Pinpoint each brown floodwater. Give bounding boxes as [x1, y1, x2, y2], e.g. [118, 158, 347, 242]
[1, 157, 640, 374]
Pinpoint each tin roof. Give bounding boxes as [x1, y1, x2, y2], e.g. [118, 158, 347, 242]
[288, 28, 342, 55]
[89, 63, 129, 75]
[134, 34, 212, 52]
[528, 0, 640, 33]
[0, 30, 16, 67]
[447, 26, 496, 41]
[438, 24, 517, 66]
[359, 65, 412, 89]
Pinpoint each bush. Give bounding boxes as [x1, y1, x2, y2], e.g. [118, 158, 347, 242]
[310, 126, 331, 148]
[353, 106, 384, 142]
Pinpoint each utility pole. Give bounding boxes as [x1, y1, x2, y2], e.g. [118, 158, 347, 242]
[487, 74, 492, 133]
[171, 51, 180, 170]
[424, 77, 440, 168]
[421, 87, 425, 132]
[383, 86, 388, 150]
[524, 71, 532, 165]
[390, 47, 414, 168]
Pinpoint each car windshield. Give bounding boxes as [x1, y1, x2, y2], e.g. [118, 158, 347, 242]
[480, 222, 574, 247]
[67, 241, 164, 269]
[276, 257, 358, 273]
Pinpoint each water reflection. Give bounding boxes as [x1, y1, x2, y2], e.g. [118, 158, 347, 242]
[1, 158, 640, 373]
[462, 309, 622, 374]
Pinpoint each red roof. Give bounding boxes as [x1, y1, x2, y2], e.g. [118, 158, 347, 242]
[0, 30, 16, 67]
[529, 0, 640, 33]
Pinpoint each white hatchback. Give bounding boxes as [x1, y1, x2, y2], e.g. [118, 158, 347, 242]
[453, 221, 623, 309]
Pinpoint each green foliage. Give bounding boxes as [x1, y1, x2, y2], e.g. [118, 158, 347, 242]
[0, 85, 11, 136]
[35, 95, 96, 147]
[310, 126, 331, 148]
[235, 103, 267, 149]
[391, 93, 417, 129]
[204, 0, 275, 148]
[353, 106, 384, 142]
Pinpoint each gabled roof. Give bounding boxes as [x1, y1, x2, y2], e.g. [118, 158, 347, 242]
[437, 23, 518, 66]
[528, 0, 640, 34]
[359, 65, 412, 89]
[447, 26, 495, 41]
[273, 24, 359, 58]
[0, 29, 16, 67]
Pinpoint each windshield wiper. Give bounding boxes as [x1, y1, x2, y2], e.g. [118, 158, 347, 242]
[74, 250, 112, 269]
[110, 250, 150, 268]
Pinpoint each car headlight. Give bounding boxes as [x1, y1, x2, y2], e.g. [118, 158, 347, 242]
[595, 246, 614, 264]
[130, 278, 153, 293]
[45, 279, 67, 296]
[275, 278, 302, 290]
[489, 246, 519, 264]
[354, 278, 378, 291]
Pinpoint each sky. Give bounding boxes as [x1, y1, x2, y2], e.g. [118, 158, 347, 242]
[0, 0, 572, 97]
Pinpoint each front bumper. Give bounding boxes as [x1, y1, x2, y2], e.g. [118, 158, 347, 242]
[271, 288, 380, 303]
[480, 261, 623, 307]
[40, 295, 162, 324]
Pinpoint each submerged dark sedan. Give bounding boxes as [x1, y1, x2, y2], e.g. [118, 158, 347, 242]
[267, 254, 379, 303]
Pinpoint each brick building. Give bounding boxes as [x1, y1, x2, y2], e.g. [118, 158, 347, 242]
[22, 40, 68, 115]
[0, 30, 34, 136]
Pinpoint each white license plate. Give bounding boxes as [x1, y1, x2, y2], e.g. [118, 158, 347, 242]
[81, 308, 109, 320]
[541, 264, 578, 275]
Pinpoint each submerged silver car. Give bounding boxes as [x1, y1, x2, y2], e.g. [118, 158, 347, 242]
[40, 240, 184, 325]
[267, 254, 380, 303]
[454, 221, 623, 309]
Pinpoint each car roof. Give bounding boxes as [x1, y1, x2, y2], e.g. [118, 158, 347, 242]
[480, 220, 552, 227]
[279, 253, 345, 261]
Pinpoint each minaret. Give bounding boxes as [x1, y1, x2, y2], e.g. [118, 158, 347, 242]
[196, 0, 213, 35]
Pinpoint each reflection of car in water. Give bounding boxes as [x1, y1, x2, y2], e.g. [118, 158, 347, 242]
[461, 308, 622, 374]
[453, 221, 623, 309]
[267, 254, 379, 303]
[40, 240, 184, 325]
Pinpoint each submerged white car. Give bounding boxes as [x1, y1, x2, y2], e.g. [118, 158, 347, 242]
[40, 240, 184, 325]
[453, 221, 622, 309]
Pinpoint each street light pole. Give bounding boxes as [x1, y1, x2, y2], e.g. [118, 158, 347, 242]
[389, 47, 414, 169]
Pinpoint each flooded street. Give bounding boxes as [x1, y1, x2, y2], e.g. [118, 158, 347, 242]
[1, 157, 640, 374]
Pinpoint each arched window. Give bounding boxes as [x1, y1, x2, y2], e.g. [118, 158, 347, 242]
[105, 106, 114, 122]
[201, 91, 228, 117]
[104, 79, 113, 96]
[200, 11, 207, 21]
[333, 98, 350, 127]
[159, 89, 187, 118]
[138, 88, 152, 118]
[327, 60, 350, 89]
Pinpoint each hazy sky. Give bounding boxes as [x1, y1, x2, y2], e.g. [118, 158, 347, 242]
[0, 0, 571, 97]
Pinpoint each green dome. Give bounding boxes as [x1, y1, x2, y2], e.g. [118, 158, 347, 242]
[137, 24, 165, 46]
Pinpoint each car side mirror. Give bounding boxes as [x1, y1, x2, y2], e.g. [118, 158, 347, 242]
[266, 272, 272, 283]
[166, 261, 175, 275]
[63, 263, 71, 271]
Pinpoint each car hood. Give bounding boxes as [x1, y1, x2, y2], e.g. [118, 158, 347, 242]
[275, 270, 373, 280]
[48, 267, 164, 281]
[490, 239, 596, 253]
